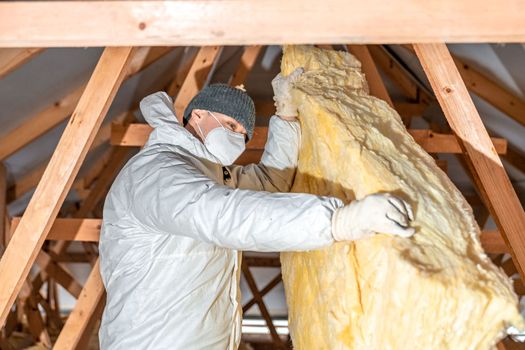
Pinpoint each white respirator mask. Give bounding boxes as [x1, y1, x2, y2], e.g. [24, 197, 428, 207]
[197, 111, 246, 166]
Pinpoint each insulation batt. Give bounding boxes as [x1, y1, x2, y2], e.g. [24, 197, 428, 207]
[279, 45, 524, 350]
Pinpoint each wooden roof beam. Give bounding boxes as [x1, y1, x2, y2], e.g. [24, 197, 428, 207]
[1, 1, 525, 46]
[111, 123, 507, 155]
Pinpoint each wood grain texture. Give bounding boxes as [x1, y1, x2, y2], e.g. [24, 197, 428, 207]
[173, 46, 222, 122]
[111, 123, 507, 154]
[53, 259, 105, 350]
[0, 48, 44, 78]
[414, 43, 525, 279]
[1, 1, 525, 46]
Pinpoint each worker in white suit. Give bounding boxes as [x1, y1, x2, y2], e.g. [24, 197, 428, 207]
[98, 68, 415, 349]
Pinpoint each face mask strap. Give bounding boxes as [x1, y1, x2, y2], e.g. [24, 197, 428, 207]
[195, 111, 224, 141]
[196, 118, 206, 141]
[208, 111, 226, 131]
[208, 111, 246, 142]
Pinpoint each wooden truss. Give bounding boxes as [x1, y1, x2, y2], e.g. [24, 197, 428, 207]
[0, 6, 525, 348]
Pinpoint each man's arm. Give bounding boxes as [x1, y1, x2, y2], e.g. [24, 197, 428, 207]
[129, 151, 343, 252]
[228, 115, 300, 193]
[228, 68, 305, 193]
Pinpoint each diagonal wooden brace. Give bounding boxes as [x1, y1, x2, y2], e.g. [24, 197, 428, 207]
[0, 46, 135, 327]
[414, 43, 525, 280]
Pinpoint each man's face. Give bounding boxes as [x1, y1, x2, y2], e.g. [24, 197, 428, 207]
[190, 109, 248, 142]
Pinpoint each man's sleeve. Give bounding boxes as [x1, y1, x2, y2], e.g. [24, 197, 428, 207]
[129, 152, 343, 252]
[229, 115, 301, 193]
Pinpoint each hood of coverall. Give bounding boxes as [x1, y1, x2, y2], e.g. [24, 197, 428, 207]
[140, 91, 222, 164]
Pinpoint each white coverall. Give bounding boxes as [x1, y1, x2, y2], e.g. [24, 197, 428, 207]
[98, 91, 344, 349]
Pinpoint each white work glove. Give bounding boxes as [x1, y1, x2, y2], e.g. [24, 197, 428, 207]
[271, 67, 304, 119]
[332, 193, 415, 241]
[507, 296, 525, 342]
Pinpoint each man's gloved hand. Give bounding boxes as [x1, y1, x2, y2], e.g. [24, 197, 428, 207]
[271, 67, 304, 120]
[332, 193, 415, 241]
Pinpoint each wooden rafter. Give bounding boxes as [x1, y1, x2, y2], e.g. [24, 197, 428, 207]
[75, 148, 114, 196]
[75, 147, 132, 218]
[368, 45, 420, 101]
[6, 117, 121, 204]
[6, 162, 46, 202]
[173, 46, 222, 122]
[480, 230, 510, 254]
[11, 218, 100, 242]
[8, 220, 509, 255]
[6, 215, 85, 313]
[242, 272, 282, 313]
[380, 45, 525, 236]
[242, 263, 286, 349]
[452, 55, 525, 128]
[21, 281, 51, 347]
[1, 1, 525, 46]
[0, 85, 85, 161]
[34, 251, 83, 299]
[346, 45, 394, 108]
[370, 45, 436, 105]
[0, 47, 135, 326]
[414, 43, 525, 280]
[54, 259, 105, 349]
[0, 47, 172, 161]
[393, 102, 428, 119]
[0, 48, 44, 79]
[32, 133, 135, 343]
[505, 145, 525, 175]
[349, 44, 512, 282]
[111, 123, 507, 155]
[399, 44, 525, 177]
[0, 163, 5, 253]
[230, 46, 263, 87]
[166, 48, 198, 97]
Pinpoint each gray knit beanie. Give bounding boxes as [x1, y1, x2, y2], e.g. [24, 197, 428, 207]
[183, 83, 256, 140]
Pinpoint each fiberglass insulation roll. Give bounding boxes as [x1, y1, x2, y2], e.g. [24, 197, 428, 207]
[279, 45, 523, 349]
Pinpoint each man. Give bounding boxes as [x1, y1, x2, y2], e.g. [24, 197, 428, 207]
[99, 68, 415, 349]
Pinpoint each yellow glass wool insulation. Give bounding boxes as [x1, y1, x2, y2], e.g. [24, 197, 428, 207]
[279, 45, 523, 350]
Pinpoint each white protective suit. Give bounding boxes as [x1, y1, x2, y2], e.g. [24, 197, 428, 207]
[98, 91, 344, 349]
